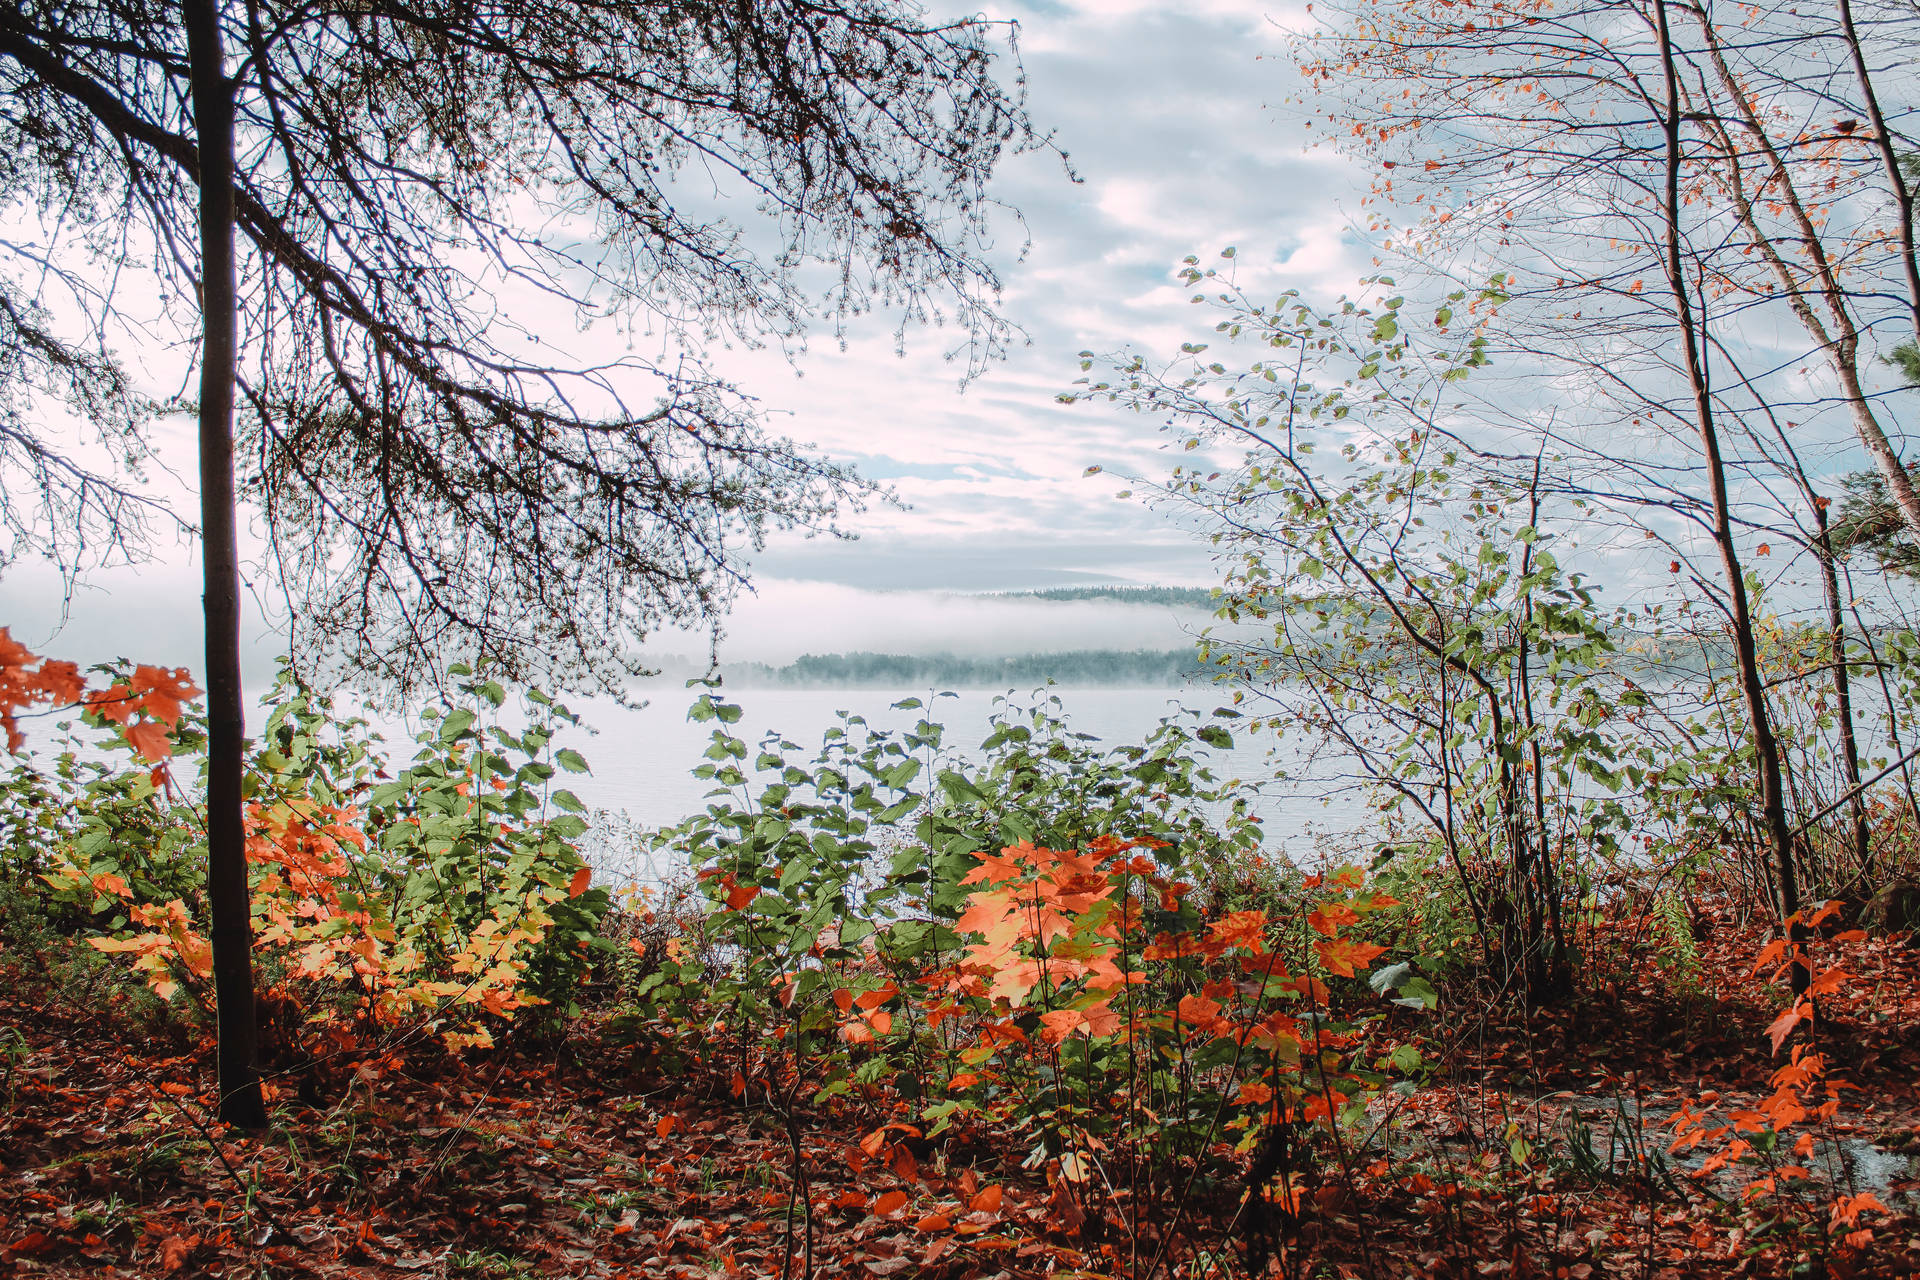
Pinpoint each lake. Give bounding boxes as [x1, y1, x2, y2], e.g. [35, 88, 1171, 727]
[536, 686, 1383, 880]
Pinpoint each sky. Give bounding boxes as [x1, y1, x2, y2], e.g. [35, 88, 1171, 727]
[0, 0, 1379, 675]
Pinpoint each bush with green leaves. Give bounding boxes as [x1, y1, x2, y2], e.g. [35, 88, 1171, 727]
[616, 687, 1261, 1093]
[14, 660, 609, 1046]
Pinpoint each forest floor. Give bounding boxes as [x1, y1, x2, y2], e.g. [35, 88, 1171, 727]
[3, 907, 1920, 1280]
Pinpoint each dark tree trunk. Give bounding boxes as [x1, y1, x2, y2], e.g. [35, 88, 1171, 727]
[1654, 0, 1806, 994]
[1812, 508, 1872, 881]
[185, 0, 267, 1129]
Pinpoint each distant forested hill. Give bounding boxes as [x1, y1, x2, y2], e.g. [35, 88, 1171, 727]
[640, 649, 1208, 688]
[991, 586, 1220, 609]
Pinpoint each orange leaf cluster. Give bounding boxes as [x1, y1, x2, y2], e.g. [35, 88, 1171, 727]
[0, 627, 85, 751]
[85, 664, 201, 763]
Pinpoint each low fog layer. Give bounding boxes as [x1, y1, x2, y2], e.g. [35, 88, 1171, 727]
[0, 565, 1229, 687]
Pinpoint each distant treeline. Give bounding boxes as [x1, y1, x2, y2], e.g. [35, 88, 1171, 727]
[640, 649, 1209, 688]
[991, 586, 1219, 609]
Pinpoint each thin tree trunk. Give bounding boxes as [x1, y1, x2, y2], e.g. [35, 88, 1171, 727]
[185, 0, 267, 1130]
[1812, 508, 1872, 880]
[1692, 12, 1920, 538]
[1655, 0, 1806, 991]
[1836, 0, 1920, 352]
[1852, 601, 1920, 840]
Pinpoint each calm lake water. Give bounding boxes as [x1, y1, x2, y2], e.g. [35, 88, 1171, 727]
[539, 686, 1381, 875]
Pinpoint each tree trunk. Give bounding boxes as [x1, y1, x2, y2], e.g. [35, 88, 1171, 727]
[1836, 0, 1920, 355]
[1839, 369, 1920, 538]
[185, 0, 267, 1130]
[1690, 13, 1920, 540]
[1655, 0, 1806, 993]
[1812, 507, 1872, 880]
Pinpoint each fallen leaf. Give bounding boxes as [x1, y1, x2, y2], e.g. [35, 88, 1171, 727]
[158, 1234, 197, 1273]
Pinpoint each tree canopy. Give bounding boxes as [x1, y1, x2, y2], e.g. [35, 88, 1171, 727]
[0, 0, 1049, 692]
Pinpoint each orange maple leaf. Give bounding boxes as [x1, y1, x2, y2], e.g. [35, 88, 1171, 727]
[127, 665, 201, 726]
[1208, 909, 1269, 952]
[122, 720, 175, 764]
[1038, 1008, 1083, 1044]
[1176, 993, 1226, 1032]
[962, 844, 1035, 886]
[1308, 903, 1360, 937]
[33, 659, 84, 705]
[1315, 936, 1386, 978]
[1766, 1004, 1805, 1055]
[954, 892, 1015, 940]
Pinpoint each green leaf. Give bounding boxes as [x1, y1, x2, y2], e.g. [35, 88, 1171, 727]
[1369, 962, 1412, 997]
[555, 748, 591, 774]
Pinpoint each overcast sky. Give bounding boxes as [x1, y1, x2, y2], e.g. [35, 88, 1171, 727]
[2, 0, 1376, 673]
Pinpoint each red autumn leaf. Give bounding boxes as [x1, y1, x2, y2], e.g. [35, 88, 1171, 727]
[913, 1213, 952, 1232]
[91, 873, 131, 898]
[1767, 1005, 1803, 1055]
[961, 845, 1033, 886]
[724, 878, 757, 911]
[1832, 1191, 1889, 1227]
[34, 659, 84, 705]
[1176, 993, 1224, 1028]
[1207, 909, 1269, 951]
[1038, 1008, 1084, 1044]
[1315, 936, 1387, 978]
[1081, 1001, 1123, 1037]
[1807, 966, 1851, 997]
[123, 719, 175, 764]
[128, 665, 201, 726]
[158, 1235, 196, 1273]
[969, 1185, 1003, 1213]
[1308, 903, 1359, 937]
[568, 867, 592, 897]
[953, 892, 1014, 940]
[655, 1114, 677, 1138]
[872, 1189, 910, 1218]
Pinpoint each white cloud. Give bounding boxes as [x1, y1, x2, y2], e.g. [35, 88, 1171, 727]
[3, 0, 1375, 672]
